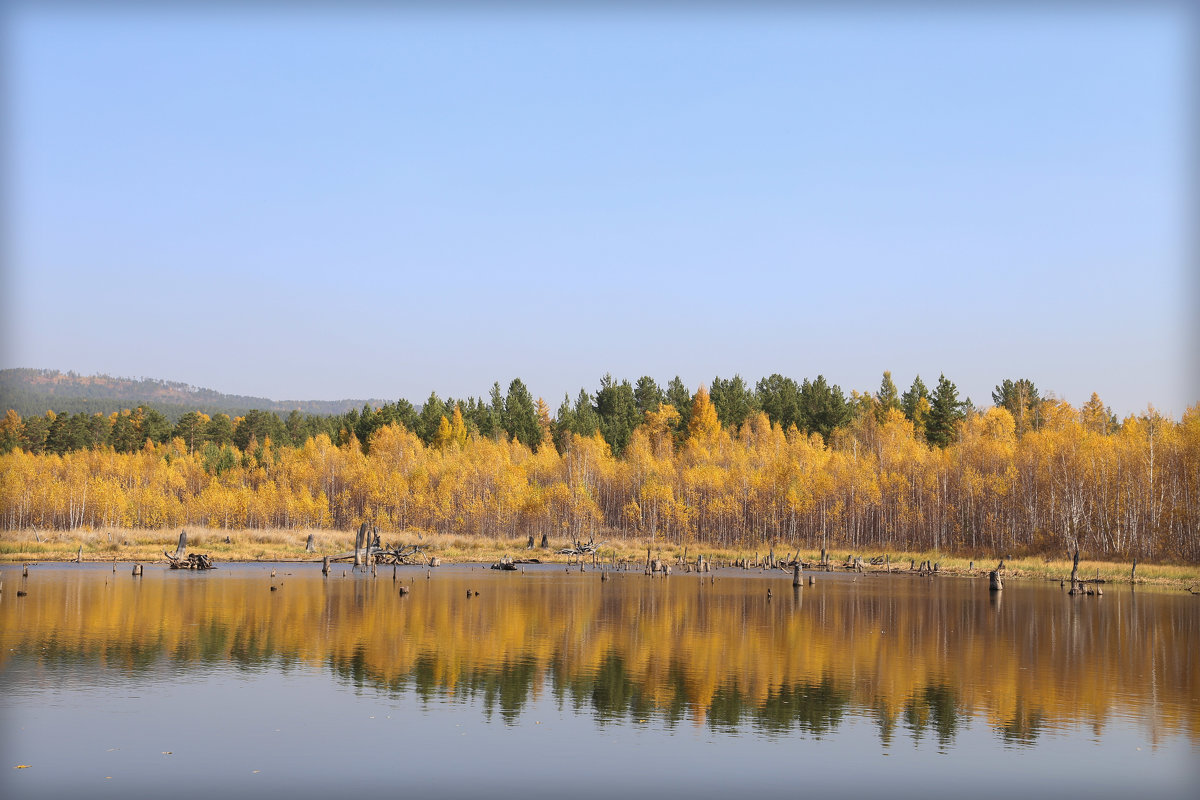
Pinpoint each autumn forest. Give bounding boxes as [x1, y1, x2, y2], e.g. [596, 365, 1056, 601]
[1, 372, 1197, 563]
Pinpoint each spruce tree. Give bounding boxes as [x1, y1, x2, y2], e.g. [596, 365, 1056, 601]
[503, 378, 540, 449]
[926, 374, 965, 448]
[876, 371, 901, 423]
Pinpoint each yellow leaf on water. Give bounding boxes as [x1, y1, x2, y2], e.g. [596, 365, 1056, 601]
[14, 765, 31, 769]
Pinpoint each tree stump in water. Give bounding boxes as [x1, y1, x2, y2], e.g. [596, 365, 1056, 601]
[793, 563, 802, 587]
[989, 571, 1003, 591]
[428, 557, 441, 567]
[132, 564, 143, 576]
[322, 556, 330, 575]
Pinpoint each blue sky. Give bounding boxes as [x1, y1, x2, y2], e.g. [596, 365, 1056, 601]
[4, 6, 1194, 417]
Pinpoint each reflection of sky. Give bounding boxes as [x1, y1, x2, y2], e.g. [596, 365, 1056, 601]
[0, 661, 1193, 800]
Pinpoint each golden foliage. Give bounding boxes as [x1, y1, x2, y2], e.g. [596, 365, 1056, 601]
[2, 401, 1199, 562]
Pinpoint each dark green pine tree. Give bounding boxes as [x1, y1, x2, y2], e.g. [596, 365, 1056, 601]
[570, 388, 600, 437]
[502, 378, 540, 449]
[797, 375, 852, 441]
[595, 374, 640, 456]
[174, 411, 209, 452]
[108, 411, 139, 452]
[900, 375, 929, 423]
[876, 371, 901, 423]
[755, 374, 802, 430]
[552, 393, 574, 453]
[479, 382, 505, 439]
[417, 392, 447, 446]
[633, 376, 664, 416]
[925, 374, 965, 448]
[138, 406, 173, 445]
[232, 409, 285, 451]
[664, 376, 692, 435]
[205, 413, 234, 448]
[991, 378, 1041, 434]
[709, 374, 756, 430]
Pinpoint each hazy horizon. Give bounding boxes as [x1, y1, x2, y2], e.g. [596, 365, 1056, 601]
[4, 6, 1195, 419]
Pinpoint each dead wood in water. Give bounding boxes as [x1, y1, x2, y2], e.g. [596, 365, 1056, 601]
[164, 532, 215, 570]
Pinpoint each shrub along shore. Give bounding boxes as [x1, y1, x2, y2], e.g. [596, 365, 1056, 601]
[2, 527, 1196, 588]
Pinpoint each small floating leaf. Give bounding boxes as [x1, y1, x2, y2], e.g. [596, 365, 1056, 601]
[14, 765, 31, 769]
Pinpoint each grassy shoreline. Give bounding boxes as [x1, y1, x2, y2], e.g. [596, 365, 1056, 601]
[2, 527, 1197, 588]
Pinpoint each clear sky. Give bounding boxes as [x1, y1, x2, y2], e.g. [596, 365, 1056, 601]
[3, 5, 1195, 418]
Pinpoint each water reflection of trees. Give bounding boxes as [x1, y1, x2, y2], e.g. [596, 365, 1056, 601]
[2, 569, 1196, 746]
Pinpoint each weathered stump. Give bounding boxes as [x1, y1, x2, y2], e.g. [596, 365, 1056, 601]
[429, 556, 441, 568]
[322, 555, 330, 576]
[76, 545, 83, 563]
[540, 533, 548, 548]
[306, 534, 315, 553]
[793, 563, 802, 587]
[132, 564, 143, 576]
[989, 571, 1003, 591]
[527, 535, 535, 549]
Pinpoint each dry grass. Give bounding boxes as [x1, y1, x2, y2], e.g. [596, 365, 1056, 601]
[1, 528, 1197, 587]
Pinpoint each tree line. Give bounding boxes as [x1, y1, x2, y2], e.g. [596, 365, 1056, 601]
[1, 372, 1195, 564]
[2, 370, 1013, 458]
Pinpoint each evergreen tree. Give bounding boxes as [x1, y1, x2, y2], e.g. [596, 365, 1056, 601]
[633, 376, 664, 416]
[137, 406, 173, 445]
[108, 411, 139, 452]
[710, 374, 756, 430]
[876, 371, 901, 423]
[992, 378, 1041, 434]
[665, 376, 692, 436]
[595, 374, 640, 456]
[502, 378, 540, 448]
[926, 374, 965, 448]
[233, 409, 286, 451]
[797, 375, 851, 441]
[174, 411, 209, 452]
[570, 388, 600, 438]
[901, 376, 930, 423]
[418, 393, 447, 445]
[477, 383, 504, 439]
[355, 404, 381, 449]
[206, 413, 234, 447]
[755, 374, 802, 430]
[553, 393, 574, 453]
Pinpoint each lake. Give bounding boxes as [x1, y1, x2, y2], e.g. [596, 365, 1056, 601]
[1, 562, 1195, 799]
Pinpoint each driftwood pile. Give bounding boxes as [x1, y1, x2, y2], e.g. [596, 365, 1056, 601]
[327, 524, 429, 566]
[557, 536, 603, 556]
[164, 531, 215, 570]
[491, 556, 518, 571]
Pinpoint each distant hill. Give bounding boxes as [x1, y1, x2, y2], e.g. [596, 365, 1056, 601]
[0, 368, 387, 422]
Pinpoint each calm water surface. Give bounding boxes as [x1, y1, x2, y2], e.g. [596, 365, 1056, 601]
[0, 562, 1195, 799]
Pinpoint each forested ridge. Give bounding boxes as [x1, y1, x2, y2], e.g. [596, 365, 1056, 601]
[2, 371, 1197, 563]
[0, 368, 384, 420]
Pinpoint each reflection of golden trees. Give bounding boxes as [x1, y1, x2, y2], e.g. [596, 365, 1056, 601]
[4, 400, 1200, 562]
[1, 568, 1195, 743]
